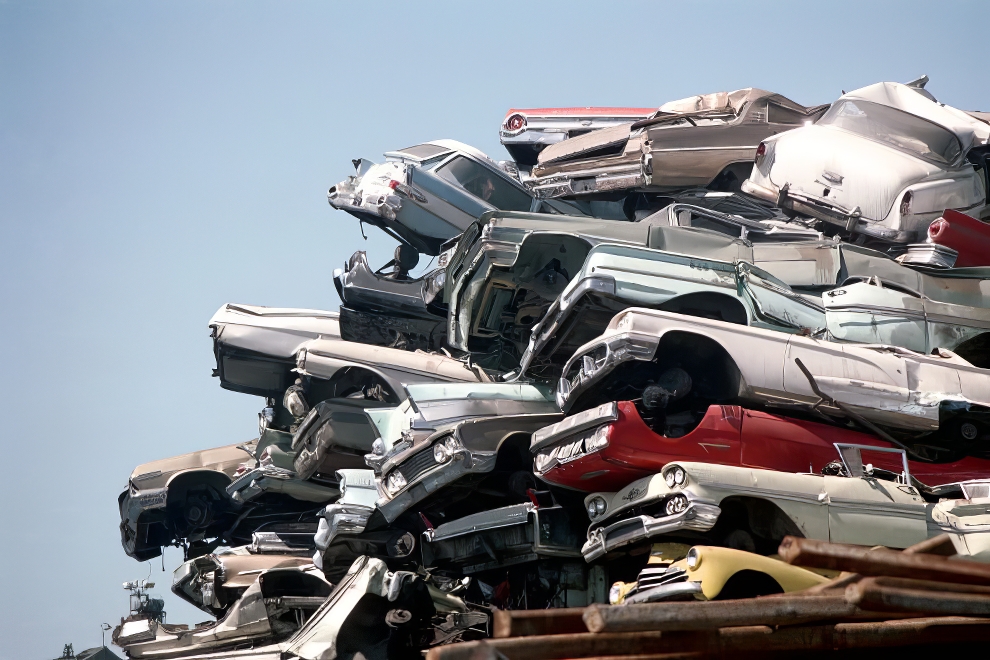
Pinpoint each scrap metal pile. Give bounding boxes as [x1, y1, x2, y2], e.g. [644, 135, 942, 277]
[113, 77, 990, 659]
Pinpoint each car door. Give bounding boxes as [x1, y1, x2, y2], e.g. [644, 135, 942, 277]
[824, 280, 928, 353]
[825, 445, 929, 548]
[405, 154, 535, 242]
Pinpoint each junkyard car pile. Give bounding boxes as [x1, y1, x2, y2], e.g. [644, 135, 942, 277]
[113, 77, 990, 658]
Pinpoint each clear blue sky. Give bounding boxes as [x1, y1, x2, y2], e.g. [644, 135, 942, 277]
[2, 1, 987, 656]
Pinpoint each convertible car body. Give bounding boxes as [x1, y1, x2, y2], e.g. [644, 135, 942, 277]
[581, 443, 979, 562]
[528, 89, 828, 199]
[744, 79, 990, 243]
[366, 382, 562, 523]
[532, 401, 990, 493]
[327, 140, 584, 256]
[556, 308, 990, 447]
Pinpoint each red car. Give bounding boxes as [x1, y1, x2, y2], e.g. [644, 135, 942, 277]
[532, 401, 990, 492]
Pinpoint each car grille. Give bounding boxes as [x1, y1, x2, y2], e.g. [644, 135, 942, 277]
[397, 445, 438, 485]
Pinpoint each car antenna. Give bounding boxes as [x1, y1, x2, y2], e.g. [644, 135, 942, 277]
[793, 358, 920, 459]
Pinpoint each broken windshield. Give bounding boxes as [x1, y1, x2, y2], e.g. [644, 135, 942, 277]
[819, 99, 962, 165]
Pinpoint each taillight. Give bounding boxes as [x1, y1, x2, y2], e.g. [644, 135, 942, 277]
[388, 179, 400, 190]
[755, 142, 766, 159]
[505, 113, 526, 132]
[900, 190, 913, 216]
[929, 216, 948, 241]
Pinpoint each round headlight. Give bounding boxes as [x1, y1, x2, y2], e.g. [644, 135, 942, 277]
[595, 498, 607, 515]
[586, 500, 598, 518]
[371, 439, 385, 456]
[665, 494, 688, 516]
[433, 443, 450, 463]
[665, 471, 676, 488]
[283, 384, 310, 418]
[686, 547, 701, 570]
[673, 467, 686, 485]
[386, 471, 407, 496]
[445, 435, 460, 453]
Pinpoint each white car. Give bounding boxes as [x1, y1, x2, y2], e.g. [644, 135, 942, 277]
[556, 307, 990, 448]
[744, 79, 990, 244]
[581, 443, 970, 562]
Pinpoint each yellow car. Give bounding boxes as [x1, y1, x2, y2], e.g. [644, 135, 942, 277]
[611, 544, 830, 604]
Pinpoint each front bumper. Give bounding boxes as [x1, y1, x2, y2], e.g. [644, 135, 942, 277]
[378, 449, 498, 523]
[119, 487, 168, 560]
[315, 503, 375, 554]
[581, 502, 721, 562]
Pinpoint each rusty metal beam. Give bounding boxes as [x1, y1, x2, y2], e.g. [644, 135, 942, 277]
[493, 607, 589, 638]
[778, 536, 990, 585]
[848, 577, 990, 616]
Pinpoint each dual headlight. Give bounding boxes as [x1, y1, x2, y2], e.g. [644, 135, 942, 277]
[433, 435, 462, 464]
[586, 496, 607, 520]
[664, 467, 687, 488]
[384, 471, 407, 497]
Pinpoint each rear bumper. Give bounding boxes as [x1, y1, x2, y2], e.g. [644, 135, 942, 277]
[742, 179, 919, 243]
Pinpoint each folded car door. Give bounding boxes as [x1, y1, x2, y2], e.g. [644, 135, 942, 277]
[823, 281, 928, 352]
[824, 445, 929, 548]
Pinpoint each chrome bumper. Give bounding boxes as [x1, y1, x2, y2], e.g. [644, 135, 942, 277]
[581, 502, 721, 562]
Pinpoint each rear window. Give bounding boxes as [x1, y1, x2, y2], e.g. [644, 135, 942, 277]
[818, 100, 962, 165]
[394, 143, 453, 160]
[435, 156, 533, 211]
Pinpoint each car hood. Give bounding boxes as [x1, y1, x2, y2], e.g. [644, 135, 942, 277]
[128, 441, 253, 488]
[536, 122, 634, 166]
[768, 125, 937, 222]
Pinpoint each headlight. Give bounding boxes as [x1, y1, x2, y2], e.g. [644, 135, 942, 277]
[665, 467, 686, 488]
[585, 425, 611, 453]
[283, 384, 310, 418]
[444, 435, 461, 453]
[424, 269, 446, 304]
[371, 439, 385, 456]
[433, 443, 450, 463]
[258, 406, 274, 435]
[686, 547, 701, 570]
[534, 452, 552, 473]
[673, 467, 685, 486]
[665, 494, 688, 516]
[385, 471, 407, 496]
[665, 471, 676, 488]
[587, 496, 607, 519]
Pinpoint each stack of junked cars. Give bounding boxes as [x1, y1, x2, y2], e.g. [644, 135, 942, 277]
[112, 77, 990, 659]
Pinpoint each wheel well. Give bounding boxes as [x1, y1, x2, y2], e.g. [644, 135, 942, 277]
[495, 433, 535, 472]
[713, 496, 804, 554]
[567, 330, 744, 414]
[714, 570, 784, 600]
[951, 332, 990, 370]
[657, 292, 748, 326]
[707, 162, 754, 192]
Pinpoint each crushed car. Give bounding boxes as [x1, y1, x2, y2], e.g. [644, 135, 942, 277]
[609, 543, 829, 604]
[500, 106, 655, 167]
[444, 203, 821, 370]
[532, 401, 990, 494]
[334, 246, 448, 351]
[327, 140, 585, 256]
[528, 89, 828, 200]
[365, 382, 563, 524]
[744, 78, 990, 244]
[581, 443, 981, 562]
[556, 307, 990, 453]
